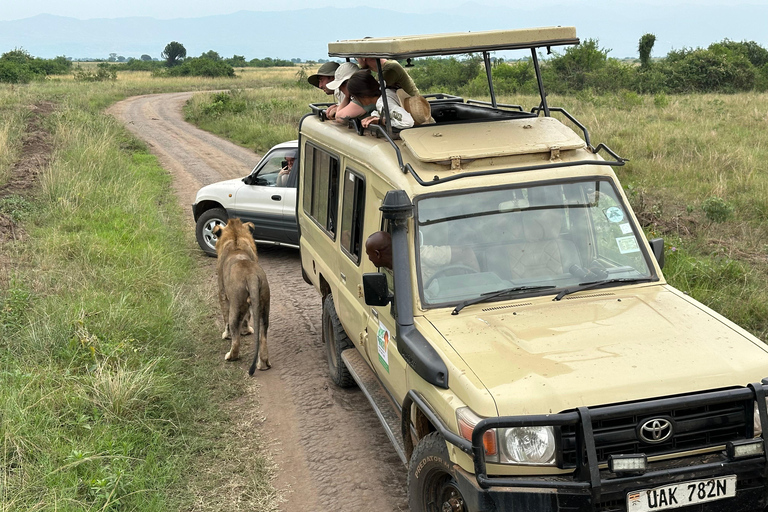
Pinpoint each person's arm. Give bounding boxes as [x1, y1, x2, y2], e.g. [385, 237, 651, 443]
[334, 101, 366, 123]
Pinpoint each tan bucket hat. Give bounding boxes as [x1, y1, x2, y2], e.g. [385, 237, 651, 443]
[327, 62, 360, 90]
[396, 89, 435, 126]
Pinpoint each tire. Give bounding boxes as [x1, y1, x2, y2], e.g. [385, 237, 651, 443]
[196, 208, 228, 257]
[322, 295, 355, 388]
[408, 432, 468, 512]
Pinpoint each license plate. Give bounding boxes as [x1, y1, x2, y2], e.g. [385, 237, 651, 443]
[626, 475, 737, 511]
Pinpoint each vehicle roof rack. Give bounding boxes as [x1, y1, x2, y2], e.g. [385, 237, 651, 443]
[328, 27, 578, 60]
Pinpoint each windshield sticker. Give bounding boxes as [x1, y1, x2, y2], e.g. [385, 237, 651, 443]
[616, 235, 640, 254]
[620, 223, 633, 234]
[377, 321, 390, 373]
[604, 207, 624, 223]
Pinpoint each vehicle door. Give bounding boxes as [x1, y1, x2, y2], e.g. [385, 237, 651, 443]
[233, 147, 295, 243]
[363, 187, 409, 404]
[335, 167, 369, 361]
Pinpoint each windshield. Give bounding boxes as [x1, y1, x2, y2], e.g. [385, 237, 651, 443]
[415, 178, 655, 307]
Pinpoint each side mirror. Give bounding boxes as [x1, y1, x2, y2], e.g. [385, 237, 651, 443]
[362, 273, 391, 306]
[648, 238, 665, 269]
[242, 175, 254, 185]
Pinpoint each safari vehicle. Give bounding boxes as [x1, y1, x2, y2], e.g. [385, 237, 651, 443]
[297, 27, 768, 512]
[192, 140, 299, 256]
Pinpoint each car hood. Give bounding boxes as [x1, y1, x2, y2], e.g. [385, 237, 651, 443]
[424, 285, 768, 416]
[194, 178, 244, 202]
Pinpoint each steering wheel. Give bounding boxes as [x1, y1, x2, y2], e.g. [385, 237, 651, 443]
[424, 264, 480, 288]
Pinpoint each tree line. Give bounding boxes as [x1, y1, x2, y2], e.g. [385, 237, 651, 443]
[408, 35, 768, 96]
[3, 36, 768, 91]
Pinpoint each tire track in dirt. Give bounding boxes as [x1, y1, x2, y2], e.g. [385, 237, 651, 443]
[109, 92, 408, 512]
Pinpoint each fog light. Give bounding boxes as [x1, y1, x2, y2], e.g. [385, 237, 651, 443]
[727, 439, 765, 460]
[608, 454, 647, 474]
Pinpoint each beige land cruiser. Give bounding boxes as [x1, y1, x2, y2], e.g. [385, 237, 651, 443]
[297, 27, 768, 512]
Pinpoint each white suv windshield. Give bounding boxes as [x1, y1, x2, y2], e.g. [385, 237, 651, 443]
[416, 179, 654, 307]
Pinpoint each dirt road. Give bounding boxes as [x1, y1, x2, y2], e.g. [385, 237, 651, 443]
[109, 92, 408, 511]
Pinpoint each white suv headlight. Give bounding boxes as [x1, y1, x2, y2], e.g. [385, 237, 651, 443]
[754, 398, 768, 437]
[500, 426, 557, 465]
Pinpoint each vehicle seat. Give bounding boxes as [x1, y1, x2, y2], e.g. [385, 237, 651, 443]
[486, 210, 581, 280]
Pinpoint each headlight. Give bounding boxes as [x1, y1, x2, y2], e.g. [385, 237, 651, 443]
[500, 426, 556, 465]
[456, 407, 557, 466]
[755, 398, 768, 437]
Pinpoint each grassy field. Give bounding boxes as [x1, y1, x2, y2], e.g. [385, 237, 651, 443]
[0, 69, 290, 511]
[185, 85, 768, 342]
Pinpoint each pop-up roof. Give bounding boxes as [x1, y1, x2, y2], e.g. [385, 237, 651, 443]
[328, 26, 578, 59]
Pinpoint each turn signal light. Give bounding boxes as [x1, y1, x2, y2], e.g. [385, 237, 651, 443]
[727, 439, 765, 460]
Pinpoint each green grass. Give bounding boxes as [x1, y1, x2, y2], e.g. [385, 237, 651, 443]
[185, 86, 768, 342]
[1, 71, 281, 511]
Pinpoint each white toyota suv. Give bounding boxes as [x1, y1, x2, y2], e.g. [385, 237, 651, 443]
[192, 140, 299, 255]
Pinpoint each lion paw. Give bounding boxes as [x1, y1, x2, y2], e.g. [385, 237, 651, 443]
[221, 327, 231, 340]
[241, 326, 254, 336]
[225, 351, 240, 361]
[257, 359, 271, 371]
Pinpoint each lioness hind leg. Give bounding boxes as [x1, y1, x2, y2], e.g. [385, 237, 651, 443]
[240, 308, 253, 336]
[255, 322, 270, 371]
[224, 311, 242, 361]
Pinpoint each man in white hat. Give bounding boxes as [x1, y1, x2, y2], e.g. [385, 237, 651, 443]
[325, 62, 367, 123]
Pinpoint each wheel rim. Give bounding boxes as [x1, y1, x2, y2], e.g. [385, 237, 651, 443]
[423, 471, 466, 512]
[323, 309, 339, 372]
[202, 217, 225, 251]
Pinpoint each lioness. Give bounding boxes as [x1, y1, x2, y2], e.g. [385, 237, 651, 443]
[212, 218, 271, 375]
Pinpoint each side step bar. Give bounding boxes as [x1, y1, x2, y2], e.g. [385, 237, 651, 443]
[341, 348, 407, 465]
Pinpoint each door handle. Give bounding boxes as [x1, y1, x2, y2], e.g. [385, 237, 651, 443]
[271, 195, 282, 201]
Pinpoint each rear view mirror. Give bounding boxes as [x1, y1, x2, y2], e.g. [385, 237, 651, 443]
[649, 238, 665, 269]
[363, 273, 391, 306]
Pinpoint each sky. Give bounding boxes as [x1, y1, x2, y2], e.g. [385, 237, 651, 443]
[2, 0, 767, 21]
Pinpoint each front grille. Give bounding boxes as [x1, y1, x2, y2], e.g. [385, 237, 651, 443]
[560, 398, 753, 467]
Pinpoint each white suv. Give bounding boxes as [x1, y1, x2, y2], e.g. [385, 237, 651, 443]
[192, 140, 299, 255]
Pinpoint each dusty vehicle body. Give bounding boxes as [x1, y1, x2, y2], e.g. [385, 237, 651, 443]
[296, 27, 768, 512]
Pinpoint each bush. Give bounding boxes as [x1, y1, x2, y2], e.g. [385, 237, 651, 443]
[248, 57, 294, 67]
[660, 48, 756, 93]
[161, 57, 235, 78]
[73, 63, 117, 82]
[702, 196, 734, 223]
[0, 49, 72, 83]
[409, 56, 482, 94]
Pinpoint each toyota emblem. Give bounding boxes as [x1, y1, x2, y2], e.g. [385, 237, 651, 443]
[638, 418, 673, 444]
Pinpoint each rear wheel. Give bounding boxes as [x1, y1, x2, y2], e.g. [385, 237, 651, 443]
[408, 432, 468, 512]
[322, 295, 355, 388]
[196, 208, 227, 257]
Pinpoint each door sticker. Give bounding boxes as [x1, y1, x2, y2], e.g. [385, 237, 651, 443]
[616, 235, 640, 254]
[377, 321, 390, 373]
[604, 206, 624, 223]
[620, 222, 633, 234]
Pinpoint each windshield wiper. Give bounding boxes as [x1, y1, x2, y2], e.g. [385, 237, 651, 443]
[553, 277, 654, 301]
[452, 285, 555, 315]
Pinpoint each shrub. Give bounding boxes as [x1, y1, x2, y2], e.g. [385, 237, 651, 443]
[702, 196, 734, 223]
[661, 48, 756, 93]
[409, 56, 482, 94]
[73, 63, 117, 82]
[163, 57, 235, 78]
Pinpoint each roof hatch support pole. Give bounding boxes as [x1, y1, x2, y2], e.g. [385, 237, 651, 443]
[375, 59, 394, 137]
[482, 51, 497, 108]
[531, 48, 550, 117]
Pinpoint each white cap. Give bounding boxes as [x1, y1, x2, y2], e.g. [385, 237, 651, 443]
[327, 62, 360, 90]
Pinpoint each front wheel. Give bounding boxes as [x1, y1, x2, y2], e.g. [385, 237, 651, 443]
[408, 432, 468, 512]
[195, 208, 228, 257]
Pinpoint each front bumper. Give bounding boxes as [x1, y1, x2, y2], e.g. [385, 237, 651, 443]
[406, 382, 768, 511]
[451, 454, 767, 511]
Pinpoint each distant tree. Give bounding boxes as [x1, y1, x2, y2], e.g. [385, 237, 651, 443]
[200, 50, 221, 61]
[639, 33, 656, 69]
[108, 53, 117, 62]
[225, 55, 247, 67]
[162, 41, 186, 67]
[140, 54, 152, 62]
[117, 55, 126, 62]
[1, 48, 32, 64]
[291, 58, 301, 63]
